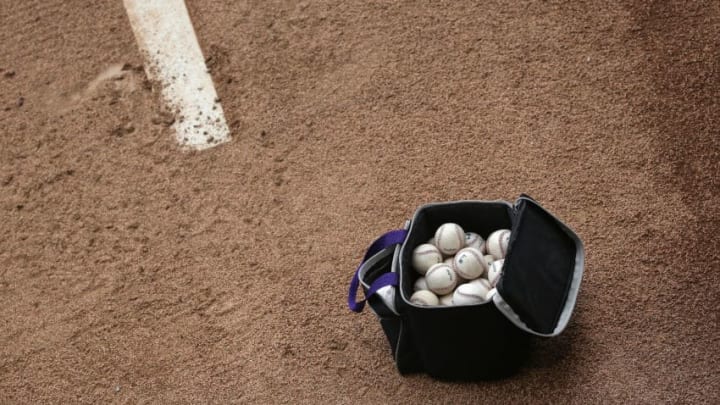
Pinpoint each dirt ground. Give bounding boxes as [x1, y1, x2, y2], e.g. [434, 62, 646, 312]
[1, 0, 718, 403]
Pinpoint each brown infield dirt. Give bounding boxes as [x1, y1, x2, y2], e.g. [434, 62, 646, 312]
[1, 0, 718, 403]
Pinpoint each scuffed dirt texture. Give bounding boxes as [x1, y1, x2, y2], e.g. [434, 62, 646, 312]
[1, 0, 718, 403]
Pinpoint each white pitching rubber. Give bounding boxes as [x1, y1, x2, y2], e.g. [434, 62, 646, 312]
[124, 0, 230, 150]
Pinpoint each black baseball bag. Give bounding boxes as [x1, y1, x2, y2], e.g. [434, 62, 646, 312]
[347, 195, 584, 380]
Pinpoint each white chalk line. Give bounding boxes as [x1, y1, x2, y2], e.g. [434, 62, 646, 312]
[124, 0, 230, 150]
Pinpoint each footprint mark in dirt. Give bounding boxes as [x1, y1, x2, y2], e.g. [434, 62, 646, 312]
[49, 63, 146, 113]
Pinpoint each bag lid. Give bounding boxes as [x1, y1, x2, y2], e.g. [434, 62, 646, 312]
[494, 195, 585, 337]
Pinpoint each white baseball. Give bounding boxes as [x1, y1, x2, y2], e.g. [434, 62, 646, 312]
[464, 232, 485, 252]
[452, 247, 486, 280]
[488, 259, 504, 286]
[452, 283, 487, 306]
[486, 287, 497, 300]
[468, 278, 492, 296]
[413, 276, 428, 292]
[434, 223, 465, 256]
[439, 293, 454, 306]
[486, 229, 511, 260]
[425, 263, 458, 295]
[411, 243, 442, 275]
[482, 255, 495, 273]
[445, 257, 468, 283]
[410, 290, 439, 306]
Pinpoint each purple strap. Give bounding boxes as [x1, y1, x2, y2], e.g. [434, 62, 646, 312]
[347, 229, 407, 313]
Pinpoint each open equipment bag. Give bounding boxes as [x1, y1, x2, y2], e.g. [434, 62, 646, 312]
[347, 195, 585, 380]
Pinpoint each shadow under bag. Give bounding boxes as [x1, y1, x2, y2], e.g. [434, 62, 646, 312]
[348, 195, 585, 380]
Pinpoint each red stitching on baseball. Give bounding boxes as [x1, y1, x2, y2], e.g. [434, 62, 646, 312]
[467, 248, 484, 268]
[435, 226, 446, 253]
[455, 288, 483, 304]
[415, 250, 440, 257]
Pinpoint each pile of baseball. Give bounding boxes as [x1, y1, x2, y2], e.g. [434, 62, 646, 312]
[410, 223, 510, 307]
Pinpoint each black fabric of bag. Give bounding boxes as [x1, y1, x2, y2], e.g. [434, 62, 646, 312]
[361, 249, 424, 374]
[399, 302, 530, 380]
[498, 198, 577, 334]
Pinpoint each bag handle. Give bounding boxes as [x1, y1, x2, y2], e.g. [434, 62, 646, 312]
[347, 229, 408, 313]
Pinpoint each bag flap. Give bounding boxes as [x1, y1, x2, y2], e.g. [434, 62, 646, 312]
[495, 195, 585, 336]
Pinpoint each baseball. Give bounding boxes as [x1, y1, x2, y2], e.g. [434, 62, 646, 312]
[413, 276, 428, 292]
[488, 259, 504, 286]
[434, 223, 465, 256]
[486, 229, 511, 260]
[410, 290, 439, 306]
[425, 263, 458, 295]
[452, 283, 487, 306]
[468, 278, 492, 296]
[446, 256, 468, 283]
[482, 255, 495, 273]
[452, 247, 486, 280]
[411, 243, 442, 275]
[439, 293, 454, 306]
[464, 232, 485, 252]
